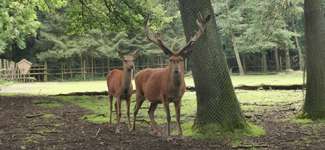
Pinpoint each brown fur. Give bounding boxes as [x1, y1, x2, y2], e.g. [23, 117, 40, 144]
[133, 14, 210, 136]
[133, 56, 186, 136]
[107, 52, 137, 133]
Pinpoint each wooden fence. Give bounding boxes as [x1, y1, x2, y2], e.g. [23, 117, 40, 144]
[0, 59, 43, 82]
[0, 55, 171, 82]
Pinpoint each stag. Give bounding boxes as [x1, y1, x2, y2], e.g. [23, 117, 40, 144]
[107, 50, 138, 133]
[132, 14, 211, 136]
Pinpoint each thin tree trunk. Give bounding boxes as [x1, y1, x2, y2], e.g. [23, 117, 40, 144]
[261, 52, 268, 73]
[231, 34, 245, 75]
[295, 36, 304, 71]
[91, 56, 94, 79]
[242, 54, 247, 73]
[178, 0, 246, 129]
[80, 55, 83, 79]
[44, 61, 48, 82]
[279, 55, 283, 71]
[234, 47, 245, 75]
[303, 0, 325, 118]
[61, 64, 64, 81]
[274, 49, 280, 72]
[293, 17, 305, 71]
[285, 49, 292, 71]
[107, 57, 110, 73]
[70, 62, 72, 79]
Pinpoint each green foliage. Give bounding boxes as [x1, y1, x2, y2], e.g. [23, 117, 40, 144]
[0, 0, 65, 53]
[214, 0, 303, 54]
[64, 0, 174, 34]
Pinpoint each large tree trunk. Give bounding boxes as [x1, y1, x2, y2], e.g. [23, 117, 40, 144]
[303, 0, 325, 118]
[178, 0, 246, 129]
[284, 49, 292, 71]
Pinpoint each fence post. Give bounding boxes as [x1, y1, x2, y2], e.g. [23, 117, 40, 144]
[70, 62, 72, 79]
[0, 59, 2, 80]
[44, 61, 48, 82]
[107, 57, 110, 75]
[83, 59, 86, 80]
[61, 64, 64, 81]
[91, 56, 94, 79]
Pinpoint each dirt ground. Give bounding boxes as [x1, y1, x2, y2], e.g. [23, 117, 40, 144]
[0, 96, 325, 150]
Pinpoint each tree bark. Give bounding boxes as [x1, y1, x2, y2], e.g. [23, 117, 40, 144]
[293, 17, 305, 71]
[231, 34, 245, 75]
[274, 49, 280, 72]
[178, 0, 246, 129]
[284, 49, 292, 71]
[294, 32, 304, 71]
[242, 54, 247, 73]
[295, 36, 304, 71]
[303, 0, 325, 118]
[261, 52, 268, 73]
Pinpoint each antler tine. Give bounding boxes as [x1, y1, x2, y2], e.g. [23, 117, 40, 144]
[144, 15, 174, 56]
[117, 48, 125, 58]
[177, 13, 211, 57]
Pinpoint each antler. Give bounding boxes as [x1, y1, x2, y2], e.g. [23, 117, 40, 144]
[177, 13, 211, 57]
[144, 15, 174, 56]
[117, 48, 127, 58]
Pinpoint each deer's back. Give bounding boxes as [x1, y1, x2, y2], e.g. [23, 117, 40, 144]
[107, 69, 123, 96]
[135, 68, 171, 102]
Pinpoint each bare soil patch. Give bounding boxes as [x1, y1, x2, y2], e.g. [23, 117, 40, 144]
[0, 96, 324, 150]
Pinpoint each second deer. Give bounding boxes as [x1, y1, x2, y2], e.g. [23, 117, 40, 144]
[132, 14, 211, 136]
[107, 50, 138, 133]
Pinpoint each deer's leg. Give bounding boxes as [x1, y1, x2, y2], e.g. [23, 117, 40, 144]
[115, 97, 122, 134]
[109, 95, 113, 125]
[163, 101, 171, 136]
[174, 101, 183, 136]
[132, 94, 144, 131]
[126, 96, 131, 131]
[148, 103, 160, 135]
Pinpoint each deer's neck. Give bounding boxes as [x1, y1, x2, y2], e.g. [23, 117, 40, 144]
[121, 67, 132, 91]
[167, 66, 184, 89]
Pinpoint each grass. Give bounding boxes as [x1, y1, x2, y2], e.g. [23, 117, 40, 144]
[34, 89, 304, 127]
[0, 80, 14, 87]
[0, 71, 303, 95]
[7, 71, 304, 142]
[182, 122, 265, 142]
[237, 90, 303, 106]
[36, 94, 266, 142]
[290, 114, 325, 125]
[0, 81, 106, 95]
[185, 71, 303, 87]
[33, 89, 296, 141]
